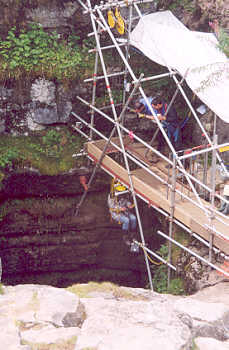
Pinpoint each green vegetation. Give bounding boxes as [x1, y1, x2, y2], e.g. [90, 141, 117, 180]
[218, 28, 229, 57]
[156, 0, 195, 13]
[0, 127, 84, 175]
[167, 278, 185, 295]
[169, 0, 195, 13]
[152, 244, 185, 295]
[0, 24, 93, 83]
[0, 147, 24, 169]
[172, 230, 190, 263]
[0, 284, 4, 295]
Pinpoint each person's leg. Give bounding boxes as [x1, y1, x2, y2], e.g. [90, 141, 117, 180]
[119, 214, 129, 231]
[128, 213, 137, 242]
[167, 124, 177, 149]
[218, 196, 227, 212]
[129, 213, 137, 232]
[119, 214, 131, 245]
[222, 196, 229, 214]
[157, 129, 165, 153]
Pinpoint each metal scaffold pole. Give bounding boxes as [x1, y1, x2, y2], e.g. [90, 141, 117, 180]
[122, 3, 133, 110]
[77, 0, 154, 289]
[209, 134, 218, 262]
[74, 0, 229, 289]
[89, 24, 100, 141]
[93, 2, 154, 289]
[167, 154, 177, 287]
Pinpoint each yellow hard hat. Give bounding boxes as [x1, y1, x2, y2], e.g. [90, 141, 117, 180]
[111, 178, 127, 193]
[114, 183, 127, 192]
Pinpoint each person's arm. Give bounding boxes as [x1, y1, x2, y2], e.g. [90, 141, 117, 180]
[127, 200, 135, 209]
[135, 104, 145, 113]
[144, 113, 165, 121]
[128, 203, 135, 209]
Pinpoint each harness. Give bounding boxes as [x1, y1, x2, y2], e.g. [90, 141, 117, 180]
[108, 194, 134, 224]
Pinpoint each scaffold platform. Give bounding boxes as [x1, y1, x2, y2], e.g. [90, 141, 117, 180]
[73, 0, 229, 288]
[86, 137, 229, 255]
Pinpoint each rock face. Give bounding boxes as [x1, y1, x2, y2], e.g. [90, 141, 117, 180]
[1, 282, 229, 350]
[176, 238, 227, 294]
[0, 0, 228, 138]
[0, 1, 88, 134]
[0, 170, 159, 288]
[29, 79, 72, 125]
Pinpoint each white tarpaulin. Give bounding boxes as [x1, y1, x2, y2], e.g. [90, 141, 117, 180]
[130, 11, 229, 123]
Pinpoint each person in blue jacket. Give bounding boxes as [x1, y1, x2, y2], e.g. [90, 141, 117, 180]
[136, 94, 181, 155]
[135, 96, 153, 115]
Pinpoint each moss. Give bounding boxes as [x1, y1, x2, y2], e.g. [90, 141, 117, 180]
[67, 281, 148, 301]
[0, 283, 4, 295]
[67, 281, 118, 298]
[191, 339, 200, 350]
[22, 336, 77, 350]
[0, 126, 84, 175]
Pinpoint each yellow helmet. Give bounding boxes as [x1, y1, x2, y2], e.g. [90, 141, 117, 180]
[114, 183, 127, 192]
[111, 178, 127, 195]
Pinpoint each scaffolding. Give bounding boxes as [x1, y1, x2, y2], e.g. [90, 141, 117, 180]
[73, 0, 229, 290]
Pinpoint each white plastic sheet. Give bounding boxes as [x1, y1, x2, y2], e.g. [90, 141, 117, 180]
[130, 11, 229, 123]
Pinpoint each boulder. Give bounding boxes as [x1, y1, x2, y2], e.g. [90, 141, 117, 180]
[0, 283, 229, 350]
[195, 337, 229, 350]
[30, 79, 72, 124]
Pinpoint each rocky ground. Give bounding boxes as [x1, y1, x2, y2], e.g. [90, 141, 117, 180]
[1, 281, 229, 350]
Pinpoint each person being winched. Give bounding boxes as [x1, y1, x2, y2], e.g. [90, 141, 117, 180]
[107, 180, 138, 248]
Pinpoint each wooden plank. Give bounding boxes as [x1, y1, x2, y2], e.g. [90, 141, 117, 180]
[87, 142, 130, 185]
[86, 139, 229, 255]
[132, 171, 171, 212]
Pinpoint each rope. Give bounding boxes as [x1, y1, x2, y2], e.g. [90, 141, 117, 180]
[139, 242, 163, 265]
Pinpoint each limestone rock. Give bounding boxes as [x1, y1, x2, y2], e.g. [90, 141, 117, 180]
[29, 78, 72, 125]
[0, 283, 229, 350]
[0, 284, 82, 349]
[27, 112, 46, 131]
[25, 1, 79, 29]
[31, 79, 56, 105]
[195, 337, 229, 350]
[174, 298, 229, 323]
[21, 325, 80, 345]
[75, 295, 192, 350]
